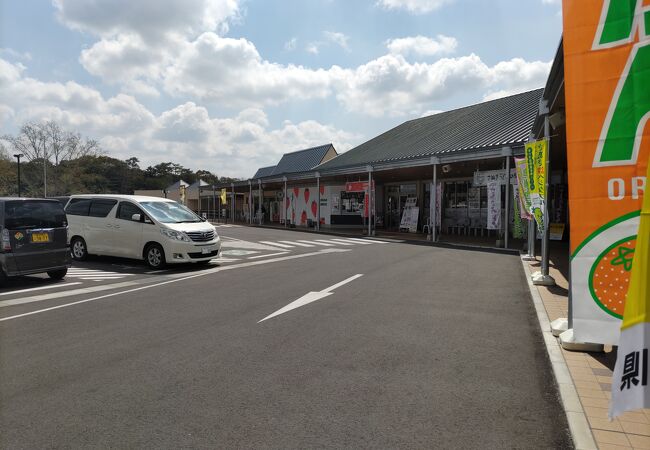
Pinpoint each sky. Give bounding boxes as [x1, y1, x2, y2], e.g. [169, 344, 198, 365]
[0, 0, 563, 178]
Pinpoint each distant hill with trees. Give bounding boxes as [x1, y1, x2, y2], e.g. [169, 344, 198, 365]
[0, 121, 240, 197]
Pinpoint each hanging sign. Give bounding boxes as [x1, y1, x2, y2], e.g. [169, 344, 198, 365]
[345, 181, 375, 192]
[487, 181, 500, 230]
[563, 0, 649, 344]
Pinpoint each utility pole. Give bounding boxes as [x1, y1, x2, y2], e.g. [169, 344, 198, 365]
[13, 154, 23, 197]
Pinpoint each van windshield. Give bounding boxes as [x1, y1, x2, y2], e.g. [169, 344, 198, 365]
[4, 200, 67, 229]
[139, 201, 202, 223]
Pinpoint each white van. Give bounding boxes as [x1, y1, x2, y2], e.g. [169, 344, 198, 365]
[65, 195, 221, 269]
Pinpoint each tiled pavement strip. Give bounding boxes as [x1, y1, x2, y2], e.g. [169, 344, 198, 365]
[523, 256, 650, 450]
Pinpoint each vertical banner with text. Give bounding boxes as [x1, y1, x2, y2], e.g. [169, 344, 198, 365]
[563, 0, 649, 344]
[524, 140, 547, 232]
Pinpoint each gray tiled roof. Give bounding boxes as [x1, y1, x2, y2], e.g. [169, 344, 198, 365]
[317, 89, 543, 171]
[166, 179, 190, 190]
[188, 179, 209, 189]
[253, 166, 276, 178]
[270, 144, 334, 176]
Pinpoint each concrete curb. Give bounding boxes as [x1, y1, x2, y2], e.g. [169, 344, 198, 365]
[520, 257, 597, 450]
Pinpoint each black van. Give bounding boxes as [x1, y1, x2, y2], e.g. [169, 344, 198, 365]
[0, 198, 71, 282]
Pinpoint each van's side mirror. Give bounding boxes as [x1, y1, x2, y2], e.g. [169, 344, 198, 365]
[131, 213, 141, 222]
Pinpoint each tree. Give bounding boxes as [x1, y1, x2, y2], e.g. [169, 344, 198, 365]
[2, 120, 102, 196]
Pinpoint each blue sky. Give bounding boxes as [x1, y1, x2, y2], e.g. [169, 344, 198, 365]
[0, 0, 562, 177]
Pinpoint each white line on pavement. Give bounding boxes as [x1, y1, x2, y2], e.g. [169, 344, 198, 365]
[0, 282, 82, 297]
[0, 281, 140, 308]
[279, 241, 314, 247]
[337, 238, 373, 245]
[247, 252, 289, 259]
[0, 248, 350, 321]
[346, 237, 389, 244]
[259, 241, 294, 248]
[326, 239, 355, 246]
[299, 240, 334, 246]
[313, 240, 340, 246]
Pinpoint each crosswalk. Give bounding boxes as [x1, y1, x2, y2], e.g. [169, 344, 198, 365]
[66, 267, 134, 281]
[258, 237, 386, 250]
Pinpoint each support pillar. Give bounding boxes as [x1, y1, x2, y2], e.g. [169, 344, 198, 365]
[503, 147, 512, 249]
[431, 157, 439, 242]
[316, 173, 321, 231]
[532, 114, 556, 286]
[231, 183, 235, 223]
[367, 166, 373, 236]
[257, 180, 264, 225]
[284, 178, 288, 228]
[248, 181, 253, 224]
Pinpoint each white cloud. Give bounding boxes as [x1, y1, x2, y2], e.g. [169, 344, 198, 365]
[163, 33, 335, 107]
[324, 31, 350, 52]
[284, 37, 297, 51]
[386, 35, 457, 57]
[306, 43, 320, 55]
[0, 48, 32, 61]
[334, 53, 550, 117]
[0, 58, 359, 177]
[53, 0, 240, 41]
[376, 0, 453, 14]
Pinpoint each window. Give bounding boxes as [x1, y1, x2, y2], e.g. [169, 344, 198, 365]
[139, 201, 202, 223]
[65, 198, 91, 216]
[117, 202, 143, 221]
[89, 199, 117, 218]
[4, 200, 67, 229]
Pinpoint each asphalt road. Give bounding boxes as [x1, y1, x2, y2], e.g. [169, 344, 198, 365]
[0, 225, 572, 449]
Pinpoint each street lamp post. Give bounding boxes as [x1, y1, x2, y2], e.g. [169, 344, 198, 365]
[13, 154, 23, 197]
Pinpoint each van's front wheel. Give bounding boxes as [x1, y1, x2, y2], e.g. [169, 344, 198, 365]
[145, 243, 166, 269]
[71, 237, 88, 261]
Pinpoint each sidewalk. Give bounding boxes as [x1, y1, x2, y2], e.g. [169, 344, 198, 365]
[523, 254, 650, 449]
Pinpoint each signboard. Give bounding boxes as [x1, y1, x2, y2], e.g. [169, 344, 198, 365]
[400, 198, 419, 233]
[563, 0, 649, 344]
[345, 181, 375, 192]
[473, 168, 516, 187]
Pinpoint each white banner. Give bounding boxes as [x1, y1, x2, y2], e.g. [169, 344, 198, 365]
[610, 323, 650, 418]
[473, 168, 517, 187]
[487, 181, 501, 230]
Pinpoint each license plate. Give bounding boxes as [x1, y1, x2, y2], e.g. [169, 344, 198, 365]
[201, 247, 211, 255]
[31, 232, 50, 243]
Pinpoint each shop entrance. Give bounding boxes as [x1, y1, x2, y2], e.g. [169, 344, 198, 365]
[384, 184, 417, 231]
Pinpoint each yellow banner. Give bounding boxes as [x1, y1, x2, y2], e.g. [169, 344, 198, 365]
[524, 139, 547, 231]
[622, 158, 650, 330]
[220, 188, 227, 204]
